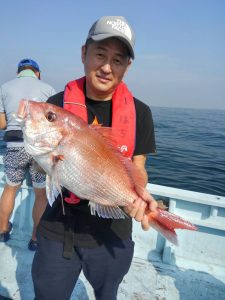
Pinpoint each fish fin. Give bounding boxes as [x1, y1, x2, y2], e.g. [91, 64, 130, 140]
[150, 220, 179, 246]
[51, 153, 63, 192]
[147, 208, 197, 245]
[89, 202, 127, 219]
[153, 208, 198, 231]
[47, 156, 65, 213]
[46, 175, 60, 206]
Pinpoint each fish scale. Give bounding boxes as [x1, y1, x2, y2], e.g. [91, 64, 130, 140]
[59, 138, 136, 206]
[61, 153, 134, 206]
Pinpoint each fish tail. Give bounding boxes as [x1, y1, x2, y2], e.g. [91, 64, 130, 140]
[147, 208, 197, 245]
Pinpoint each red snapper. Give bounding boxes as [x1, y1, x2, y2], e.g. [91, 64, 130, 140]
[16, 100, 197, 245]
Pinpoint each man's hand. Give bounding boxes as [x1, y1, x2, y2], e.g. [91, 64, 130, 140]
[123, 197, 158, 231]
[126, 154, 158, 230]
[0, 113, 7, 129]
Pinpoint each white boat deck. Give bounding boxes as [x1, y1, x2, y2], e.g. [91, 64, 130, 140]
[0, 163, 225, 299]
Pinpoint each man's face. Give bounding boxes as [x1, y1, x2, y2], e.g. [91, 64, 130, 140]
[82, 38, 131, 100]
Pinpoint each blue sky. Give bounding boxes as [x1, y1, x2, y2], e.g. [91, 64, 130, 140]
[1, 0, 225, 110]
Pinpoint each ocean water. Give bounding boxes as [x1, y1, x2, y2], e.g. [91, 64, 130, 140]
[147, 106, 225, 196]
[0, 107, 224, 196]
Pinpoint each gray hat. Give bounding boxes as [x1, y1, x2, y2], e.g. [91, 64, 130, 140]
[86, 16, 135, 59]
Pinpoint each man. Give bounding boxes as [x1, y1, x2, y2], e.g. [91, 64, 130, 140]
[0, 59, 56, 251]
[32, 16, 157, 299]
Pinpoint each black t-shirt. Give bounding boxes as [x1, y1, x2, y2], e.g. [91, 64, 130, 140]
[38, 91, 156, 248]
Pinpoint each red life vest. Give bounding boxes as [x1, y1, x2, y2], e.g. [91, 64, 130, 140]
[63, 76, 136, 204]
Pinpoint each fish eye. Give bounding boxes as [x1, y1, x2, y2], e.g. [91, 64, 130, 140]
[46, 111, 56, 122]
